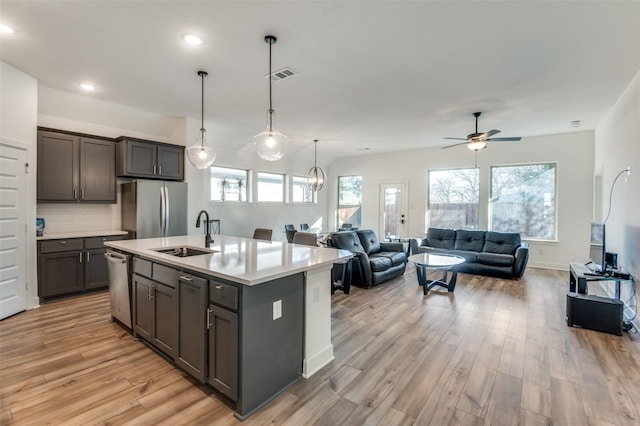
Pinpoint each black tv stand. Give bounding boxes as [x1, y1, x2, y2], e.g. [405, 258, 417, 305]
[569, 262, 630, 299]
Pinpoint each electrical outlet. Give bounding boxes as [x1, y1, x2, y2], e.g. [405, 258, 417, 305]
[273, 300, 282, 320]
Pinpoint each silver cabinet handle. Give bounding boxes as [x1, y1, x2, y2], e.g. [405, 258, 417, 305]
[207, 307, 212, 329]
[159, 165, 162, 175]
[153, 165, 157, 175]
[60, 241, 66, 245]
[81, 189, 85, 200]
[86, 251, 90, 263]
[215, 285, 223, 290]
[79, 253, 83, 263]
[180, 276, 193, 282]
[73, 189, 77, 199]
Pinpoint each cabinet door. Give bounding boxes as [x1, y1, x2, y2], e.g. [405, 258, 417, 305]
[153, 281, 178, 359]
[133, 274, 153, 341]
[157, 145, 184, 180]
[177, 274, 207, 382]
[80, 138, 116, 202]
[38, 251, 83, 297]
[84, 248, 109, 289]
[37, 131, 79, 201]
[126, 140, 157, 177]
[208, 304, 238, 401]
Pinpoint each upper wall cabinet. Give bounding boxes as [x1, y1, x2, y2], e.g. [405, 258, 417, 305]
[116, 137, 184, 181]
[37, 130, 116, 203]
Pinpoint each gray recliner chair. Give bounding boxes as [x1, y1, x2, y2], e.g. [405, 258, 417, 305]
[327, 229, 407, 288]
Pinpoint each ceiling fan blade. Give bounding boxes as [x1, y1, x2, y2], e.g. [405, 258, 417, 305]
[443, 137, 468, 141]
[486, 137, 522, 142]
[442, 141, 469, 149]
[483, 129, 501, 138]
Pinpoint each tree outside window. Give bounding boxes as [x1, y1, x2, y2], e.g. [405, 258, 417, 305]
[490, 163, 556, 239]
[428, 168, 479, 229]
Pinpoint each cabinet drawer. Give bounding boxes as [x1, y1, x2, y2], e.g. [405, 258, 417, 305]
[85, 235, 125, 249]
[209, 281, 238, 310]
[153, 263, 178, 287]
[39, 239, 84, 254]
[133, 257, 152, 278]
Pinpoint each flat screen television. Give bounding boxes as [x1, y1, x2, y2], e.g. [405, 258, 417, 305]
[589, 221, 607, 274]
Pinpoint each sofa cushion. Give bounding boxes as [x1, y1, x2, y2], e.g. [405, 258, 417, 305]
[477, 252, 514, 267]
[329, 231, 365, 253]
[450, 250, 478, 263]
[426, 228, 456, 250]
[357, 229, 381, 255]
[377, 251, 406, 267]
[454, 230, 485, 252]
[483, 231, 521, 255]
[369, 255, 392, 272]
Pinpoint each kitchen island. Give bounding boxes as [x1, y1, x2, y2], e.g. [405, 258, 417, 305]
[105, 234, 350, 420]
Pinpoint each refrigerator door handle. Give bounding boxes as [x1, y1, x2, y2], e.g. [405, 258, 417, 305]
[164, 186, 170, 236]
[160, 186, 166, 236]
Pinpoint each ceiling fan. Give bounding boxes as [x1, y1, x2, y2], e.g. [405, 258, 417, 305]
[442, 112, 522, 151]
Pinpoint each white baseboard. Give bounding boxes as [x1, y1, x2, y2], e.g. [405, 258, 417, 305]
[302, 343, 334, 378]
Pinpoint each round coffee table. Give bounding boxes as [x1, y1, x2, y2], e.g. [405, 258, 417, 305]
[408, 253, 465, 295]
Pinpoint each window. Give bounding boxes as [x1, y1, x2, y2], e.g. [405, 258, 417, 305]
[428, 168, 479, 229]
[337, 176, 362, 228]
[210, 166, 247, 202]
[257, 172, 284, 202]
[490, 163, 557, 239]
[292, 176, 314, 203]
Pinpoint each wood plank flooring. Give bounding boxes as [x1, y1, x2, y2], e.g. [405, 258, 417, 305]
[1, 266, 639, 425]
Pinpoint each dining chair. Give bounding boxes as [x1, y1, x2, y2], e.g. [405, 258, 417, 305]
[252, 228, 273, 241]
[285, 228, 297, 243]
[292, 232, 318, 247]
[300, 223, 310, 231]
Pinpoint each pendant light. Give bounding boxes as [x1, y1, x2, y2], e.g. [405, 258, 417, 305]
[186, 70, 216, 169]
[305, 139, 326, 192]
[254, 35, 288, 161]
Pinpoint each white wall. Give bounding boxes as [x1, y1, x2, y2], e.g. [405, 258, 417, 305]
[327, 130, 595, 270]
[594, 68, 640, 321]
[1, 61, 39, 309]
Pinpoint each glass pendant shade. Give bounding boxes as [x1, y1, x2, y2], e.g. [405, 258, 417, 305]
[255, 35, 287, 161]
[467, 140, 487, 151]
[305, 140, 326, 192]
[187, 70, 216, 169]
[187, 128, 216, 169]
[254, 109, 288, 161]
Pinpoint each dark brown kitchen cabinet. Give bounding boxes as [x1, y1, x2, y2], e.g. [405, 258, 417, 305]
[37, 130, 116, 203]
[176, 273, 208, 382]
[116, 137, 184, 181]
[208, 304, 238, 401]
[132, 259, 178, 360]
[37, 235, 125, 299]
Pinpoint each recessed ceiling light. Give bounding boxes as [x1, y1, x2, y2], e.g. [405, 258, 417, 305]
[182, 34, 203, 46]
[0, 24, 15, 34]
[80, 83, 96, 91]
[570, 120, 582, 128]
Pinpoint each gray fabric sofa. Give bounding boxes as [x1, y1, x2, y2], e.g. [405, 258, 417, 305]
[327, 229, 407, 288]
[410, 228, 529, 280]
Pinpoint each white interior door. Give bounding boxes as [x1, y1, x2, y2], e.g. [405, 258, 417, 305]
[379, 182, 408, 240]
[0, 143, 28, 319]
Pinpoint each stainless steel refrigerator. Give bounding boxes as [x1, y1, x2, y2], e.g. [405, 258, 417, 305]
[121, 180, 188, 239]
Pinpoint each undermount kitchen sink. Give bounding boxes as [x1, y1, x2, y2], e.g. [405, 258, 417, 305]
[152, 246, 217, 257]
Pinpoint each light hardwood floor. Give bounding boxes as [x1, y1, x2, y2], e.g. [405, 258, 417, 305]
[1, 266, 639, 425]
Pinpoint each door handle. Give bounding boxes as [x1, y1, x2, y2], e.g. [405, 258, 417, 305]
[86, 251, 90, 263]
[79, 252, 83, 263]
[160, 186, 166, 236]
[163, 186, 170, 235]
[206, 307, 213, 329]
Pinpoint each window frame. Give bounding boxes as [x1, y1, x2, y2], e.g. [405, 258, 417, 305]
[489, 161, 558, 241]
[256, 171, 286, 203]
[209, 165, 249, 203]
[291, 175, 315, 204]
[427, 167, 480, 230]
[337, 175, 362, 229]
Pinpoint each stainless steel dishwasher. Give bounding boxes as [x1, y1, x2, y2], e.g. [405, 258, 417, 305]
[105, 249, 131, 328]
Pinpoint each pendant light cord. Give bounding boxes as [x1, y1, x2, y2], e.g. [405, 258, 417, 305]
[603, 167, 631, 223]
[201, 72, 204, 133]
[268, 38, 273, 132]
[314, 140, 318, 168]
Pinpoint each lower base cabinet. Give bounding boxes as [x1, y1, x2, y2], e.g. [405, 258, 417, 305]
[207, 304, 238, 400]
[176, 273, 207, 382]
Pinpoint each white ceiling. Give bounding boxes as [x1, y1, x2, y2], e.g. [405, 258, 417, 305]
[2, 1, 640, 160]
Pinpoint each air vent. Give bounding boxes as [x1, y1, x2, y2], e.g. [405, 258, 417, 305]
[268, 67, 297, 82]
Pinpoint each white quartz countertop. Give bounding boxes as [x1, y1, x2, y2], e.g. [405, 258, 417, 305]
[37, 230, 128, 241]
[105, 234, 352, 286]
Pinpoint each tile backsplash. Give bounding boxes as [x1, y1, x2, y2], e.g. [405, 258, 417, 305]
[37, 194, 121, 234]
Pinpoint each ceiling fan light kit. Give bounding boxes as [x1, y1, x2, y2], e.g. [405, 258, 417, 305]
[443, 111, 521, 151]
[254, 35, 288, 161]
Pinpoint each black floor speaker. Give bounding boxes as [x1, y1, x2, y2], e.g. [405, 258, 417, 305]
[566, 292, 623, 335]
